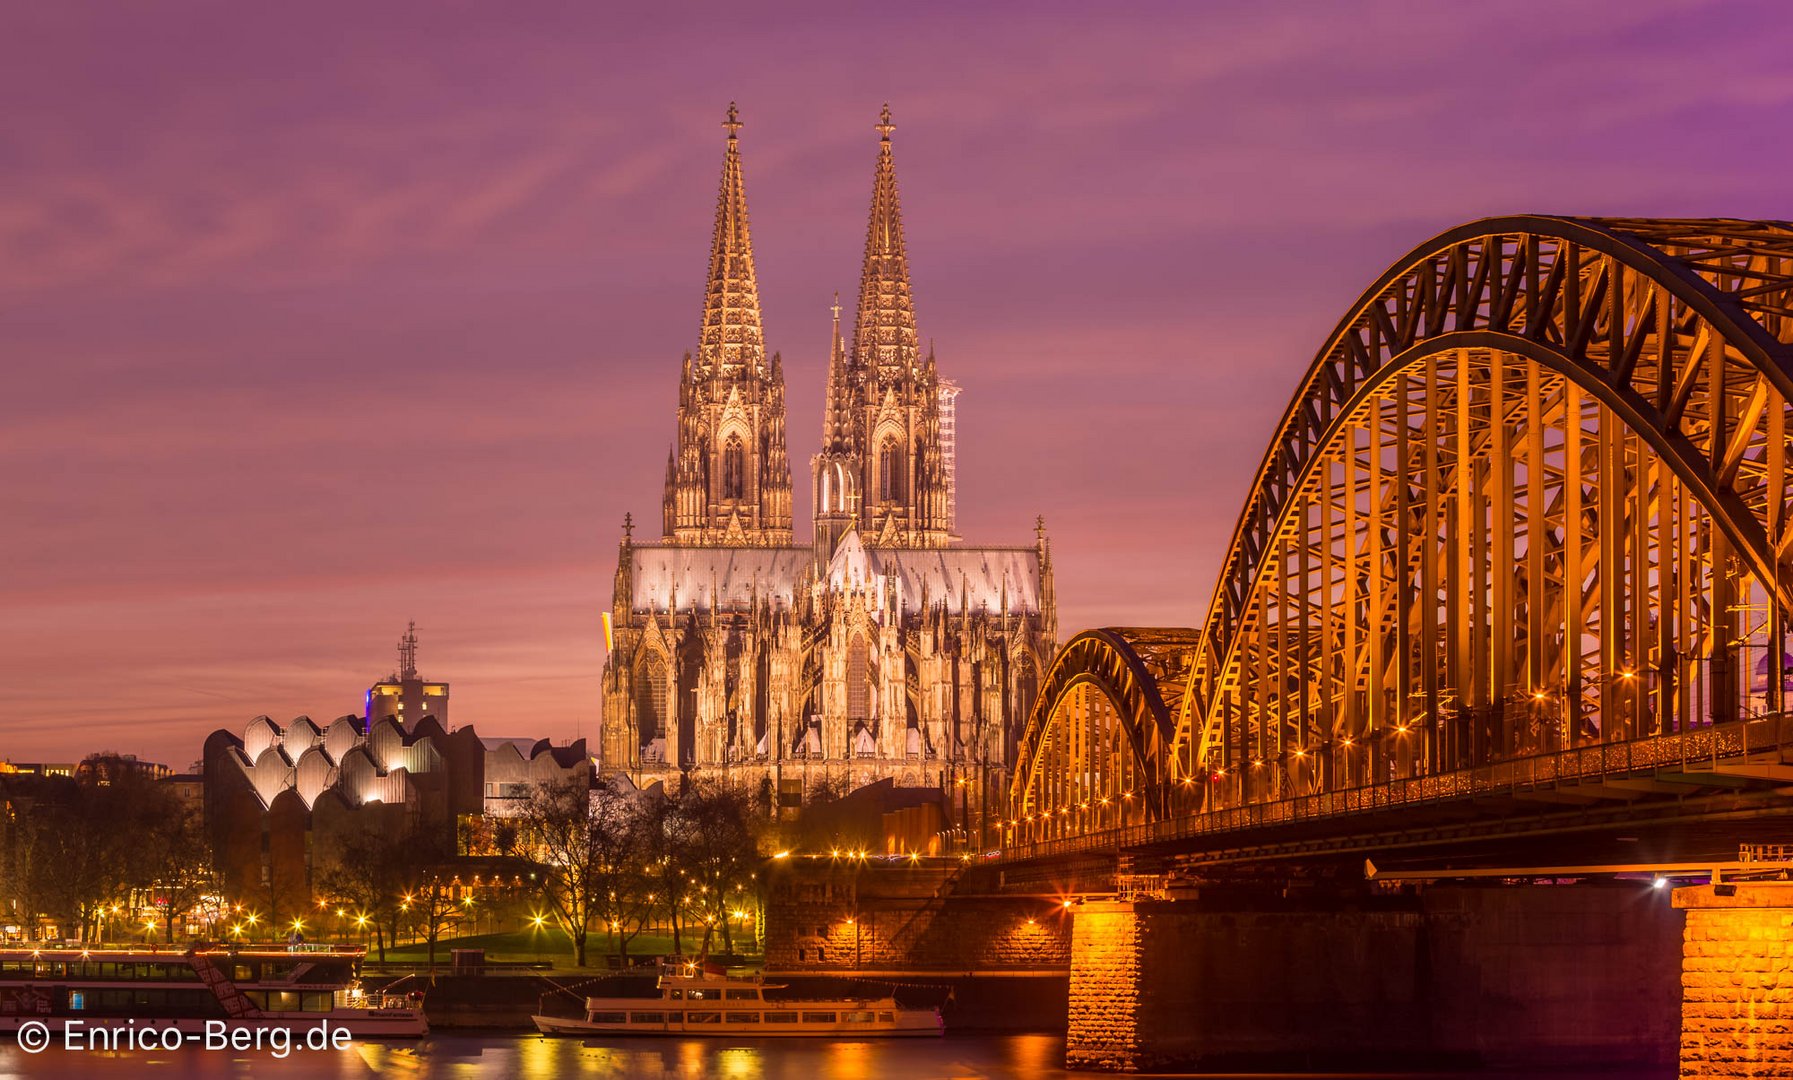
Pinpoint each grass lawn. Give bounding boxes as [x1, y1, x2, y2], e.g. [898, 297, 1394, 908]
[369, 926, 759, 970]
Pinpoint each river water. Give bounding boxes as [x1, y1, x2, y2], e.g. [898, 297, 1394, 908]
[0, 1033, 1645, 1078]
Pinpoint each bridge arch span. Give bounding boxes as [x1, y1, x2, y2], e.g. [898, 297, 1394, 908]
[1007, 628, 1199, 841]
[1011, 217, 1793, 851]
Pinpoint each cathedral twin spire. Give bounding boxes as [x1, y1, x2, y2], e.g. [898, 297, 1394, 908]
[664, 103, 952, 552]
[853, 105, 923, 381]
[697, 103, 765, 377]
[663, 104, 791, 546]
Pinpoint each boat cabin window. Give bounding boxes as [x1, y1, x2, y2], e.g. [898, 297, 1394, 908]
[764, 1011, 797, 1023]
[845, 1010, 875, 1023]
[686, 1011, 720, 1023]
[723, 988, 759, 1000]
[802, 1011, 837, 1024]
[726, 1012, 760, 1023]
[879, 1012, 895, 1022]
[589, 1012, 626, 1024]
[686, 988, 709, 1000]
[630, 1012, 664, 1023]
[668, 989, 683, 999]
[243, 990, 336, 1013]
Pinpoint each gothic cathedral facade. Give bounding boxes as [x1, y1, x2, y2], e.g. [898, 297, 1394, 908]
[600, 106, 1055, 838]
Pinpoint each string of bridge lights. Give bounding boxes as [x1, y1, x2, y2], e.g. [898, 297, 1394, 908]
[1006, 672, 1654, 832]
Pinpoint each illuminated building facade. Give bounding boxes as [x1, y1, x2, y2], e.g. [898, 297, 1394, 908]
[601, 106, 1056, 829]
[201, 634, 588, 915]
[364, 621, 449, 730]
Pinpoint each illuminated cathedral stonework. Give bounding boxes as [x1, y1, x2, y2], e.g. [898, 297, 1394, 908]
[600, 106, 1056, 830]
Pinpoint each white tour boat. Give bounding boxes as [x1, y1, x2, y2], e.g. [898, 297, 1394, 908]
[533, 964, 942, 1037]
[0, 943, 428, 1037]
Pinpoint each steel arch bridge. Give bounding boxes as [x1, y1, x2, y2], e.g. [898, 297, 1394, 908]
[1008, 216, 1793, 858]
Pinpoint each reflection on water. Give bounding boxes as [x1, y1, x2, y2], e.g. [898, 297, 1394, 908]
[0, 1034, 1635, 1079]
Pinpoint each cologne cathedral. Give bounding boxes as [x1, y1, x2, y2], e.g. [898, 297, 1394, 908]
[600, 106, 1056, 832]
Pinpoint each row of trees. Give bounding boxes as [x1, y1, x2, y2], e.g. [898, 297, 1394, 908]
[515, 776, 758, 967]
[1, 764, 766, 968]
[1, 765, 215, 942]
[313, 827, 465, 966]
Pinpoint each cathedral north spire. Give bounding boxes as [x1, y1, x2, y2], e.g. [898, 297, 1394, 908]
[697, 102, 766, 376]
[663, 105, 793, 546]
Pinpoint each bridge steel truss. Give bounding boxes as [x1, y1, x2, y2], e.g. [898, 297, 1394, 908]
[1008, 217, 1793, 855]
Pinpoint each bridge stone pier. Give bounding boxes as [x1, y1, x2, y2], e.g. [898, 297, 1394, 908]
[1677, 882, 1793, 1076]
[1066, 883, 1683, 1072]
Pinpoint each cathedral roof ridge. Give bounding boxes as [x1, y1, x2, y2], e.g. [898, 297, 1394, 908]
[627, 540, 811, 553]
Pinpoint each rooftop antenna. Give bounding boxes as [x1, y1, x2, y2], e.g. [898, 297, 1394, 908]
[398, 620, 419, 680]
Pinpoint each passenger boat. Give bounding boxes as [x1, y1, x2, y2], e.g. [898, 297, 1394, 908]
[532, 964, 942, 1037]
[0, 944, 428, 1037]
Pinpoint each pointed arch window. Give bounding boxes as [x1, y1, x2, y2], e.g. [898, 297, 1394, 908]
[847, 636, 871, 721]
[878, 436, 904, 503]
[722, 436, 746, 500]
[636, 653, 669, 746]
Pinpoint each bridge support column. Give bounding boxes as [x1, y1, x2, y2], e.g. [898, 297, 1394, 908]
[1065, 901, 1176, 1071]
[1676, 882, 1793, 1077]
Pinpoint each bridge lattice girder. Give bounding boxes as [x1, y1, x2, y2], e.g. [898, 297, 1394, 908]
[1008, 628, 1198, 837]
[1010, 217, 1793, 847]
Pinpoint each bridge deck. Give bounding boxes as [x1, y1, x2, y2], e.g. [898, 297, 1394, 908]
[1003, 713, 1793, 868]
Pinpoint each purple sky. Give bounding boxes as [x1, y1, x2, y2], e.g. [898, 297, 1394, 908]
[6, 1, 1793, 764]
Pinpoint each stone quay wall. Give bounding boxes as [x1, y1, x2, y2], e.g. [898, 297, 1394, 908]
[762, 861, 1070, 973]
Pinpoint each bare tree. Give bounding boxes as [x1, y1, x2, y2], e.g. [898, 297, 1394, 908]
[318, 830, 408, 961]
[635, 791, 697, 956]
[397, 832, 464, 973]
[514, 777, 622, 967]
[401, 866, 464, 974]
[149, 800, 217, 943]
[677, 783, 757, 956]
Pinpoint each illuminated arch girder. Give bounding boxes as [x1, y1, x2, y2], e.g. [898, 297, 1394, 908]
[1175, 218, 1793, 806]
[1189, 346, 1762, 809]
[1007, 628, 1199, 847]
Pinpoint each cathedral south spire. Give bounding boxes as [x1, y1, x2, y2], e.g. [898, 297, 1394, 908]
[853, 104, 921, 380]
[828, 104, 953, 549]
[663, 104, 794, 545]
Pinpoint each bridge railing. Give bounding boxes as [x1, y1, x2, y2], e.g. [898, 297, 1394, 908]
[1003, 712, 1793, 863]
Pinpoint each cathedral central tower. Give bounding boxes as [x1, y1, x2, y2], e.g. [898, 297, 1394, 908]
[664, 104, 794, 545]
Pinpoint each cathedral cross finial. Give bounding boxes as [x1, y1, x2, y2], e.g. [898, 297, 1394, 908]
[875, 103, 894, 141]
[723, 102, 742, 139]
[623, 512, 634, 542]
[830, 291, 841, 324]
